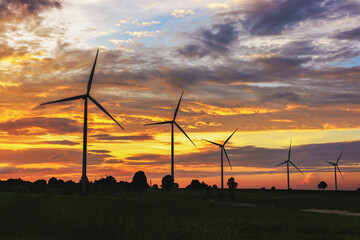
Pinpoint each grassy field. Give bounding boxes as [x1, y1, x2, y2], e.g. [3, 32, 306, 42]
[0, 189, 359, 240]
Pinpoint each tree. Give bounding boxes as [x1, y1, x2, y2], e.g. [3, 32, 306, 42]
[94, 176, 116, 186]
[34, 179, 47, 185]
[131, 171, 149, 191]
[152, 184, 158, 189]
[212, 185, 218, 189]
[318, 181, 328, 190]
[227, 177, 238, 190]
[186, 179, 209, 190]
[161, 175, 174, 189]
[48, 177, 58, 186]
[48, 177, 65, 188]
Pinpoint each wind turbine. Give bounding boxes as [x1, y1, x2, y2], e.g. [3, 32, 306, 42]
[325, 151, 344, 191]
[202, 129, 237, 189]
[275, 141, 303, 190]
[144, 91, 196, 185]
[40, 50, 124, 194]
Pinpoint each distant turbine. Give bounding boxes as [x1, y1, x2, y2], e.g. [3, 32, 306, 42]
[202, 129, 237, 189]
[41, 50, 124, 194]
[325, 151, 344, 191]
[144, 91, 196, 185]
[275, 141, 303, 190]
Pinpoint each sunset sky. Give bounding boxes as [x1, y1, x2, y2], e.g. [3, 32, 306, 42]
[1, 0, 360, 190]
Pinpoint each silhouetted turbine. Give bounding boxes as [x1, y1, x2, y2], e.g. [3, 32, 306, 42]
[275, 141, 303, 190]
[144, 91, 195, 186]
[40, 50, 123, 194]
[325, 151, 344, 191]
[202, 129, 237, 189]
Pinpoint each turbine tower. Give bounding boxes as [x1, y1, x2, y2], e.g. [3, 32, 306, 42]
[275, 141, 303, 190]
[144, 91, 196, 185]
[325, 151, 344, 191]
[41, 50, 124, 194]
[202, 129, 237, 189]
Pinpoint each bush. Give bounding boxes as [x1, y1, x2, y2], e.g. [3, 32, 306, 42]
[161, 175, 174, 190]
[227, 177, 238, 190]
[318, 181, 328, 190]
[131, 171, 149, 192]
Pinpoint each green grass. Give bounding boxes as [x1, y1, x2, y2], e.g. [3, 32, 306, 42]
[0, 189, 359, 240]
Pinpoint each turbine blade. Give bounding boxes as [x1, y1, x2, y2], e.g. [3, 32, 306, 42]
[144, 121, 172, 126]
[275, 161, 287, 167]
[89, 96, 124, 130]
[173, 91, 184, 121]
[87, 49, 99, 94]
[337, 166, 344, 179]
[336, 151, 344, 164]
[288, 140, 292, 161]
[202, 139, 222, 147]
[223, 147, 232, 170]
[40, 94, 86, 105]
[174, 121, 196, 147]
[325, 161, 336, 166]
[290, 161, 303, 175]
[224, 128, 238, 145]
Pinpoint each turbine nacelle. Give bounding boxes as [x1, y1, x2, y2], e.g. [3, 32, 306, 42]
[40, 50, 124, 130]
[275, 141, 303, 174]
[325, 151, 344, 180]
[202, 128, 238, 170]
[143, 91, 195, 147]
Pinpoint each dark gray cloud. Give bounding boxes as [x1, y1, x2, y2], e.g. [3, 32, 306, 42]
[91, 134, 154, 141]
[90, 150, 111, 154]
[38, 140, 79, 146]
[280, 41, 319, 57]
[335, 27, 360, 41]
[241, 0, 360, 36]
[266, 91, 300, 103]
[0, 0, 62, 32]
[0, 117, 81, 135]
[0, 148, 113, 165]
[177, 22, 239, 58]
[0, 0, 61, 19]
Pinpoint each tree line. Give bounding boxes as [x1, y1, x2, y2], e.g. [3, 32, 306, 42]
[0, 171, 238, 194]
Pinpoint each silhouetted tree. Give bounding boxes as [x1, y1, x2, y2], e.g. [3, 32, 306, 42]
[0, 178, 30, 192]
[152, 184, 158, 189]
[161, 175, 174, 189]
[34, 179, 47, 185]
[94, 176, 116, 186]
[212, 185, 218, 189]
[48, 177, 58, 186]
[227, 177, 238, 190]
[118, 181, 131, 191]
[318, 181, 328, 190]
[186, 179, 209, 190]
[48, 177, 65, 188]
[131, 171, 149, 191]
[271, 186, 276, 191]
[174, 183, 179, 189]
[32, 179, 47, 193]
